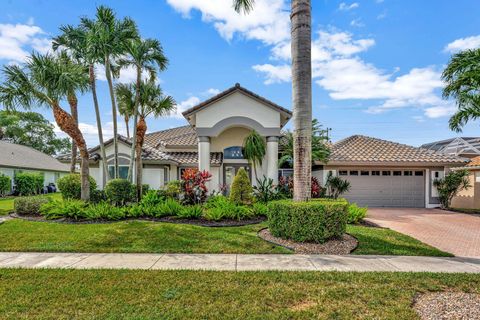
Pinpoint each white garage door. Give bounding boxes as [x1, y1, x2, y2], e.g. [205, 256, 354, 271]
[339, 169, 425, 208]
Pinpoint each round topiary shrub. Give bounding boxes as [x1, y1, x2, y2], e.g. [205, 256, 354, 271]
[104, 179, 135, 206]
[229, 167, 253, 205]
[0, 173, 11, 197]
[57, 174, 97, 200]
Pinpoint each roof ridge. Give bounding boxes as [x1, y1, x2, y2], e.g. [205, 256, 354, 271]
[145, 125, 192, 136]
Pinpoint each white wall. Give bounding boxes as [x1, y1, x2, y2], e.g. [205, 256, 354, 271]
[142, 168, 163, 190]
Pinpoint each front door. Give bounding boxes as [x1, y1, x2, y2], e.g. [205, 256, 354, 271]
[223, 164, 251, 194]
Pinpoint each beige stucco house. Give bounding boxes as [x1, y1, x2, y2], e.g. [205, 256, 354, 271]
[451, 156, 480, 209]
[58, 84, 467, 208]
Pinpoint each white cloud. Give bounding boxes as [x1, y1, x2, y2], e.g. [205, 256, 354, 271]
[350, 19, 365, 27]
[377, 11, 387, 20]
[171, 96, 200, 119]
[203, 88, 220, 96]
[0, 23, 51, 62]
[53, 121, 128, 147]
[444, 35, 480, 53]
[339, 2, 359, 11]
[253, 64, 290, 84]
[424, 104, 457, 118]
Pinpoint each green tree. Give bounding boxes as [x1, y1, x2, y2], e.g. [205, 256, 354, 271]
[433, 170, 471, 208]
[243, 130, 266, 180]
[0, 53, 91, 201]
[0, 110, 71, 155]
[229, 167, 253, 205]
[234, 0, 313, 201]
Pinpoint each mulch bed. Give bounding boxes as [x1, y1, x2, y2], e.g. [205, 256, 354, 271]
[9, 212, 266, 227]
[257, 228, 358, 254]
[413, 292, 480, 320]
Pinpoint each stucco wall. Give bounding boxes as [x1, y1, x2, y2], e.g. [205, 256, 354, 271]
[451, 171, 479, 209]
[210, 127, 252, 152]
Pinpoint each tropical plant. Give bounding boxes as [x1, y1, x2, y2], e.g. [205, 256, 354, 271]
[243, 130, 266, 180]
[442, 49, 480, 132]
[104, 179, 135, 206]
[177, 205, 203, 219]
[57, 174, 97, 200]
[234, 0, 313, 201]
[0, 174, 11, 197]
[347, 203, 367, 224]
[84, 201, 125, 221]
[325, 172, 351, 199]
[433, 169, 471, 208]
[277, 175, 323, 199]
[0, 53, 92, 200]
[229, 167, 254, 205]
[164, 180, 182, 199]
[40, 199, 87, 220]
[181, 168, 212, 204]
[252, 202, 268, 217]
[253, 176, 279, 203]
[14, 172, 44, 196]
[310, 176, 322, 198]
[117, 87, 134, 139]
[140, 190, 164, 207]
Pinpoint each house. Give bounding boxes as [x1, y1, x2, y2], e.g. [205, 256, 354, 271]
[421, 137, 480, 159]
[0, 140, 69, 193]
[58, 84, 467, 208]
[451, 156, 480, 209]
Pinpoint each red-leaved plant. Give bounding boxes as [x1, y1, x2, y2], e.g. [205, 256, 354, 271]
[278, 176, 323, 199]
[181, 168, 212, 204]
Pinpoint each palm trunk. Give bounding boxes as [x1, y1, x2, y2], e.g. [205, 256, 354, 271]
[128, 67, 141, 183]
[125, 116, 130, 139]
[291, 0, 312, 202]
[104, 56, 119, 179]
[135, 116, 147, 200]
[89, 65, 109, 187]
[52, 102, 90, 201]
[67, 94, 78, 174]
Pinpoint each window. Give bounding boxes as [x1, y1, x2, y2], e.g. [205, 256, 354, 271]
[403, 171, 413, 176]
[435, 172, 440, 178]
[339, 170, 348, 176]
[415, 171, 424, 176]
[223, 146, 244, 159]
[108, 165, 129, 180]
[372, 171, 380, 176]
[350, 170, 359, 176]
[164, 167, 169, 185]
[382, 171, 391, 176]
[393, 171, 402, 176]
[278, 169, 293, 178]
[361, 171, 370, 176]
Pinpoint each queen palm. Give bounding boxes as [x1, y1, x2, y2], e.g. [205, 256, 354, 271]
[442, 49, 480, 132]
[116, 38, 168, 182]
[0, 53, 92, 200]
[234, 0, 312, 201]
[118, 97, 133, 139]
[90, 5, 138, 179]
[115, 80, 175, 199]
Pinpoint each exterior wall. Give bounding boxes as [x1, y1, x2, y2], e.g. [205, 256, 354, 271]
[451, 170, 480, 209]
[0, 166, 66, 193]
[210, 166, 221, 192]
[210, 127, 252, 152]
[142, 167, 164, 190]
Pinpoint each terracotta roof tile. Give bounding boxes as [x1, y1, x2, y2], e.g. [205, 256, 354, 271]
[164, 152, 223, 165]
[465, 156, 480, 167]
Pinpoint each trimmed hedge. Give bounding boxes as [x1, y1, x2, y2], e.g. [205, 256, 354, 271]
[14, 196, 51, 215]
[0, 173, 11, 197]
[57, 174, 97, 200]
[15, 172, 44, 196]
[267, 199, 349, 243]
[104, 179, 135, 206]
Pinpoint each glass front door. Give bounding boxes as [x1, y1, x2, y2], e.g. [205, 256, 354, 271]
[223, 164, 251, 194]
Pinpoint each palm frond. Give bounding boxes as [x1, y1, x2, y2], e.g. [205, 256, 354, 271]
[233, 0, 255, 14]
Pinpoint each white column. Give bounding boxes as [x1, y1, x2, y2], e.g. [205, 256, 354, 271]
[266, 136, 279, 184]
[198, 136, 211, 173]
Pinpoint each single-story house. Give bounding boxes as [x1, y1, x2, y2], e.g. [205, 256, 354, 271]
[58, 84, 467, 208]
[451, 156, 480, 209]
[0, 140, 69, 193]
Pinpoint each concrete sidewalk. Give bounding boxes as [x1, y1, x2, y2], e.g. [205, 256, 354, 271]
[1, 252, 480, 272]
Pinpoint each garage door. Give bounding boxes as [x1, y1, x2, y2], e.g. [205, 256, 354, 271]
[339, 169, 425, 208]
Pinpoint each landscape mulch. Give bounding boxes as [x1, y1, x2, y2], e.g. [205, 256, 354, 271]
[414, 291, 480, 320]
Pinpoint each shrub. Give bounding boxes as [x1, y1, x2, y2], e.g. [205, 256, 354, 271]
[227, 205, 254, 220]
[40, 199, 87, 220]
[267, 199, 348, 243]
[204, 195, 253, 220]
[433, 169, 471, 208]
[84, 202, 125, 221]
[140, 190, 164, 207]
[0, 173, 11, 197]
[57, 174, 97, 200]
[203, 208, 226, 221]
[14, 196, 51, 215]
[229, 168, 253, 205]
[277, 176, 325, 199]
[104, 179, 135, 206]
[252, 202, 268, 217]
[347, 203, 367, 224]
[325, 172, 351, 199]
[90, 189, 106, 203]
[253, 176, 279, 203]
[125, 204, 143, 218]
[181, 169, 212, 204]
[15, 172, 44, 196]
[164, 180, 182, 199]
[177, 205, 203, 219]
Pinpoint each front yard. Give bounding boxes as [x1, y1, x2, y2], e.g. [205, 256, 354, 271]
[0, 269, 478, 319]
[0, 193, 61, 215]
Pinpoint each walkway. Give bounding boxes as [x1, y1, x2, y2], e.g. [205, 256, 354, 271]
[1, 252, 480, 272]
[366, 208, 480, 257]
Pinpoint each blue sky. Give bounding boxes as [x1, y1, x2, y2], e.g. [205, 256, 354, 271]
[1, 0, 480, 147]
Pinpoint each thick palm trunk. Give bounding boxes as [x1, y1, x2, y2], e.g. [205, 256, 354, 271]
[89, 65, 109, 187]
[291, 0, 312, 202]
[52, 103, 90, 201]
[135, 116, 147, 200]
[128, 67, 141, 183]
[105, 57, 119, 179]
[68, 94, 78, 173]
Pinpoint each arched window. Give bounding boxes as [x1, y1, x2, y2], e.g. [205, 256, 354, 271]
[224, 146, 244, 159]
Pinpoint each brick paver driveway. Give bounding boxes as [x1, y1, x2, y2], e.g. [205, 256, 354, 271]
[366, 208, 480, 257]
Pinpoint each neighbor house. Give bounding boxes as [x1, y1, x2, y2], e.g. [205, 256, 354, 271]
[0, 140, 69, 193]
[421, 137, 480, 159]
[58, 84, 467, 208]
[450, 156, 480, 210]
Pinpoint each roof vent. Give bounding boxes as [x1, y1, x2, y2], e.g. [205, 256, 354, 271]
[235, 83, 240, 88]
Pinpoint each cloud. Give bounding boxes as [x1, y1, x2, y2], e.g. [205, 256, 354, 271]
[339, 2, 359, 11]
[350, 19, 365, 27]
[253, 64, 290, 84]
[171, 96, 201, 119]
[53, 121, 128, 147]
[424, 104, 457, 118]
[444, 35, 480, 53]
[203, 88, 220, 96]
[0, 23, 51, 63]
[95, 64, 162, 84]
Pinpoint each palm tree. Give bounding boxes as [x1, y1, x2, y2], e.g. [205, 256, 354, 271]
[115, 80, 175, 199]
[118, 95, 133, 139]
[442, 49, 480, 132]
[234, 0, 312, 201]
[90, 5, 138, 179]
[0, 53, 92, 200]
[243, 130, 266, 180]
[52, 21, 109, 186]
[116, 38, 168, 183]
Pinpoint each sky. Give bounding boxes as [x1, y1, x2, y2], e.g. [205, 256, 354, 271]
[1, 0, 480, 147]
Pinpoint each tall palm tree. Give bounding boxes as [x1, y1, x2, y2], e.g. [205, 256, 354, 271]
[234, 0, 312, 201]
[118, 96, 133, 139]
[0, 53, 92, 200]
[116, 38, 168, 183]
[52, 21, 109, 186]
[442, 49, 480, 132]
[90, 5, 138, 179]
[115, 80, 175, 199]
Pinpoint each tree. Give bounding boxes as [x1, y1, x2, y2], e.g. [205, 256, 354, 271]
[115, 38, 168, 182]
[279, 118, 330, 167]
[91, 5, 139, 179]
[243, 130, 266, 180]
[229, 167, 253, 205]
[0, 53, 92, 201]
[115, 80, 175, 199]
[433, 170, 471, 208]
[118, 97, 133, 139]
[442, 49, 480, 132]
[0, 110, 71, 155]
[52, 20, 109, 185]
[234, 0, 312, 201]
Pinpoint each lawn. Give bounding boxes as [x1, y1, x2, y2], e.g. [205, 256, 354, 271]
[0, 219, 450, 256]
[0, 269, 479, 319]
[0, 193, 62, 216]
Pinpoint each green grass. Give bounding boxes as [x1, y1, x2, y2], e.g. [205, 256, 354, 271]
[0, 269, 479, 319]
[0, 193, 62, 216]
[0, 218, 450, 256]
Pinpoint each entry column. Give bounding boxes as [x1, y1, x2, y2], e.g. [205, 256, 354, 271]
[266, 136, 279, 185]
[198, 136, 211, 190]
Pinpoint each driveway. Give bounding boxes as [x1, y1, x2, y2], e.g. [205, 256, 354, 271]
[366, 208, 480, 257]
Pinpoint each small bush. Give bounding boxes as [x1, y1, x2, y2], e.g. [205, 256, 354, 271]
[14, 196, 51, 215]
[177, 205, 203, 219]
[227, 205, 253, 220]
[90, 189, 106, 203]
[204, 195, 253, 221]
[252, 202, 268, 217]
[0, 174, 11, 197]
[253, 176, 279, 203]
[125, 204, 143, 218]
[140, 190, 164, 207]
[84, 202, 125, 221]
[181, 169, 212, 204]
[15, 172, 44, 196]
[40, 199, 87, 220]
[203, 208, 227, 221]
[104, 179, 135, 206]
[161, 198, 183, 216]
[164, 180, 182, 199]
[267, 199, 348, 243]
[347, 203, 367, 224]
[57, 174, 97, 200]
[229, 168, 253, 205]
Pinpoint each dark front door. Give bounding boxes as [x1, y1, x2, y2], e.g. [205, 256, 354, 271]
[223, 164, 252, 193]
